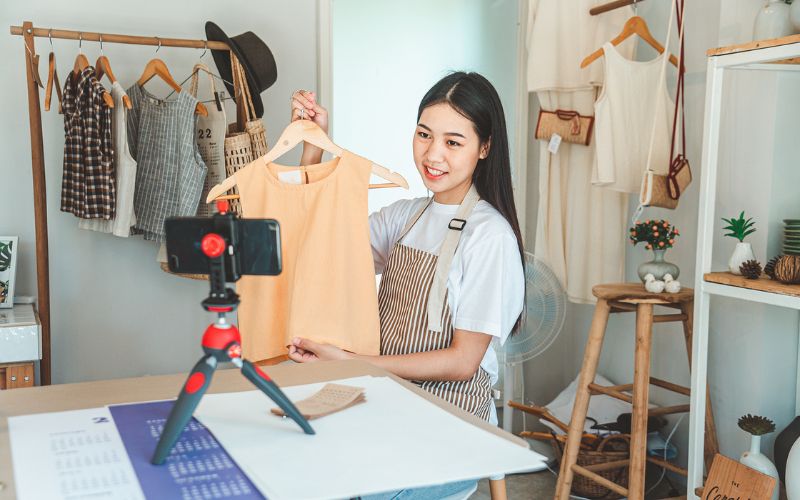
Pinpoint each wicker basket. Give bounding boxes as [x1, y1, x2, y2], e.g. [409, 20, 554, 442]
[232, 54, 268, 158]
[223, 131, 253, 215]
[159, 262, 208, 281]
[552, 434, 630, 499]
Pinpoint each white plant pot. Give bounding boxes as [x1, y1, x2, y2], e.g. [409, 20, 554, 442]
[740, 435, 780, 500]
[788, 436, 800, 499]
[729, 242, 756, 275]
[754, 0, 793, 40]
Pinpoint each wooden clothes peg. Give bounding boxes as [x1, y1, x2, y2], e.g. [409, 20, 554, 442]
[206, 119, 409, 203]
[580, 16, 679, 68]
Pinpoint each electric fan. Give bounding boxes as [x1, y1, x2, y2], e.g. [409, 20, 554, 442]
[496, 251, 566, 432]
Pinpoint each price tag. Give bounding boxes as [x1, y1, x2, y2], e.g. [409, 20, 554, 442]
[547, 133, 562, 154]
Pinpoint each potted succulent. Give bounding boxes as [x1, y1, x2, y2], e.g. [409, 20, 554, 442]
[629, 219, 680, 283]
[722, 211, 757, 275]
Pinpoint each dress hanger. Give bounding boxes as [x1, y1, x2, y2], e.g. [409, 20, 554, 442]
[44, 30, 63, 113]
[206, 119, 409, 203]
[580, 16, 678, 68]
[136, 39, 208, 116]
[94, 34, 132, 109]
[71, 32, 114, 108]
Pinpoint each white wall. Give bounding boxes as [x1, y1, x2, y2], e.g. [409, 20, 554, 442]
[524, 0, 800, 476]
[330, 0, 520, 213]
[0, 0, 318, 383]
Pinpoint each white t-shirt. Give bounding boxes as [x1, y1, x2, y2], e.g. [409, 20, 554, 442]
[369, 197, 525, 388]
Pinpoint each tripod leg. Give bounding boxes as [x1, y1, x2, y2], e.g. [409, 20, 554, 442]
[241, 359, 315, 435]
[152, 355, 217, 464]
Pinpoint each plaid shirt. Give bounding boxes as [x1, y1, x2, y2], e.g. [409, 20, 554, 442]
[61, 66, 115, 219]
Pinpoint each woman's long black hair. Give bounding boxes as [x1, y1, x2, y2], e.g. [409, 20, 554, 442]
[417, 72, 525, 333]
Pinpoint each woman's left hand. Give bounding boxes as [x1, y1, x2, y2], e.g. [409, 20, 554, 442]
[288, 337, 352, 363]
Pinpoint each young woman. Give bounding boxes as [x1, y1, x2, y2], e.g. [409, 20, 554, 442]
[288, 72, 524, 499]
[288, 72, 524, 424]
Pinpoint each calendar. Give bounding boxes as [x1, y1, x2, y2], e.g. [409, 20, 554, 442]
[109, 400, 263, 499]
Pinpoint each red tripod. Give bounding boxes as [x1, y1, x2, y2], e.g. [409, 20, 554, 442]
[152, 201, 314, 465]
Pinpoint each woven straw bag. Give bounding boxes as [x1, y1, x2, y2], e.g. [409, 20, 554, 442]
[636, 0, 691, 216]
[535, 109, 594, 146]
[223, 131, 253, 215]
[232, 54, 268, 158]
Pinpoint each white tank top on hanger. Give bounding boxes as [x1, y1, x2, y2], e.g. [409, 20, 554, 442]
[593, 42, 674, 194]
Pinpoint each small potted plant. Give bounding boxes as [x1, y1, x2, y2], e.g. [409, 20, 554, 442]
[629, 219, 680, 283]
[722, 211, 756, 275]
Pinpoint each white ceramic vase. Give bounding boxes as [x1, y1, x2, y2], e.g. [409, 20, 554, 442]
[740, 435, 780, 500]
[754, 0, 793, 40]
[729, 242, 756, 275]
[791, 0, 800, 32]
[788, 436, 800, 499]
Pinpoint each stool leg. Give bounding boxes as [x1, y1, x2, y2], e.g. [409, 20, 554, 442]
[555, 299, 612, 500]
[681, 300, 719, 473]
[629, 303, 654, 500]
[489, 478, 507, 500]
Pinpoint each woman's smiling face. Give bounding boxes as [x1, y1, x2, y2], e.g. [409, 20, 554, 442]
[413, 102, 488, 204]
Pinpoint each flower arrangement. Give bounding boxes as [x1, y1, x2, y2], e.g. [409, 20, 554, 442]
[629, 219, 679, 251]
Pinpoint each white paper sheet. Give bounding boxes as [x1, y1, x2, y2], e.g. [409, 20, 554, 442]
[195, 375, 547, 500]
[9, 407, 145, 500]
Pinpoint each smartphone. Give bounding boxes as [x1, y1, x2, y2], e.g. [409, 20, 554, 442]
[164, 217, 281, 279]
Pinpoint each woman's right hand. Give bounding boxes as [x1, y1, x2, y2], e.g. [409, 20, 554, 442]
[290, 90, 329, 134]
[291, 90, 328, 166]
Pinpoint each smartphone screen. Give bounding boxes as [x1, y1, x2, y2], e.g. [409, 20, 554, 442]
[164, 217, 281, 278]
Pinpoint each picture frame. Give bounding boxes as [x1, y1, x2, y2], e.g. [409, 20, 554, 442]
[0, 236, 18, 309]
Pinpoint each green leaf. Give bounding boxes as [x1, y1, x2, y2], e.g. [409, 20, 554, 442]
[0, 242, 11, 272]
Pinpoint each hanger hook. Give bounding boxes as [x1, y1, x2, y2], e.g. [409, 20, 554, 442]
[200, 40, 208, 59]
[48, 29, 53, 48]
[78, 32, 83, 53]
[99, 33, 104, 55]
[155, 37, 161, 54]
[633, 0, 638, 14]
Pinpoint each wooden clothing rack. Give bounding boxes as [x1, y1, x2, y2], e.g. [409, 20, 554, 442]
[9, 21, 235, 385]
[590, 0, 648, 16]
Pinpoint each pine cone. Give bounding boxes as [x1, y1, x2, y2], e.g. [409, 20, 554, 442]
[765, 255, 782, 279]
[739, 259, 762, 280]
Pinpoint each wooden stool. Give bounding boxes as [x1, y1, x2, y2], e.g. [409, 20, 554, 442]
[554, 283, 719, 500]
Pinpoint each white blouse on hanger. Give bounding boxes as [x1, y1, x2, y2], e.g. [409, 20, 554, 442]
[526, 0, 634, 92]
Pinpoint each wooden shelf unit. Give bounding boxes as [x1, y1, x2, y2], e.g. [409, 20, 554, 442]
[689, 37, 800, 498]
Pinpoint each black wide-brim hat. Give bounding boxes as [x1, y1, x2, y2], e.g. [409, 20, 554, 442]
[205, 22, 277, 118]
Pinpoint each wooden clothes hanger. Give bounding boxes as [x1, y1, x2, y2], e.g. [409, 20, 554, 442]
[93, 34, 131, 109]
[95, 56, 132, 109]
[45, 52, 63, 113]
[72, 52, 115, 108]
[137, 58, 208, 116]
[580, 16, 678, 68]
[70, 32, 114, 109]
[206, 119, 409, 203]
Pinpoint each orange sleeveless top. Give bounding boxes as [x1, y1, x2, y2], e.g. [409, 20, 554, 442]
[234, 150, 381, 361]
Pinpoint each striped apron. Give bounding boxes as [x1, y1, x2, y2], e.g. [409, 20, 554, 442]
[378, 186, 493, 421]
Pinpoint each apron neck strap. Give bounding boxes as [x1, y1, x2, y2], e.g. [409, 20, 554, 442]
[398, 197, 434, 242]
[427, 184, 481, 332]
